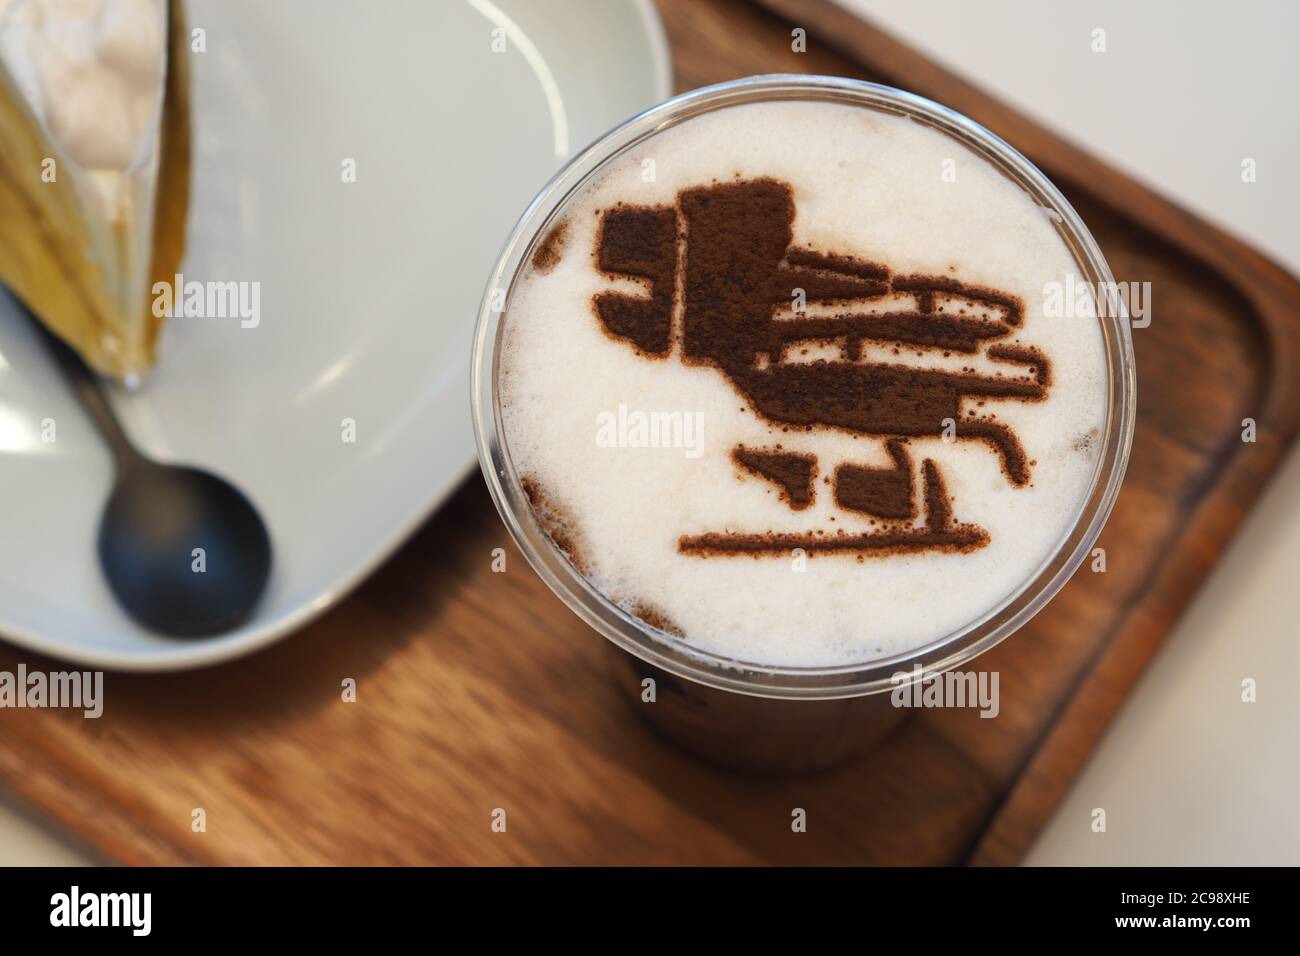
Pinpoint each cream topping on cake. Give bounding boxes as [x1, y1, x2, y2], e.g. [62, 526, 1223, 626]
[0, 0, 165, 220]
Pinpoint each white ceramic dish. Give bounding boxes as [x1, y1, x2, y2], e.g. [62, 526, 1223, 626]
[0, 0, 672, 670]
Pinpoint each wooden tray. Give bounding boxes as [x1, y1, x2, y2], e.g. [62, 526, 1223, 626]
[2, 0, 1298, 865]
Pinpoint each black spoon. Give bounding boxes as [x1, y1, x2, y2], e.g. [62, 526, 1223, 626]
[35, 316, 272, 637]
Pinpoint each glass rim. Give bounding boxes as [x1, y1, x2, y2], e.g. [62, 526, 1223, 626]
[471, 74, 1136, 701]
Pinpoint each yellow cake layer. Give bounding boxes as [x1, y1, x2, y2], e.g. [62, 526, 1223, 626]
[0, 0, 190, 382]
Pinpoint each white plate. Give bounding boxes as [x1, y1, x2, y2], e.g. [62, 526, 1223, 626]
[0, 0, 671, 671]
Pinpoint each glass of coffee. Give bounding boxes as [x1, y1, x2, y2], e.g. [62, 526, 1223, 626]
[472, 75, 1135, 773]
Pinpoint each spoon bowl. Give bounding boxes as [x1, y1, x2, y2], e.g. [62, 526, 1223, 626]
[29, 312, 274, 639]
[99, 462, 272, 637]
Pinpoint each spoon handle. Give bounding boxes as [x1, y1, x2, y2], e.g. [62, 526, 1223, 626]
[26, 308, 139, 468]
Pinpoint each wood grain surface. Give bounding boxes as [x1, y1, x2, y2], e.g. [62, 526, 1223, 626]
[1, 0, 1297, 865]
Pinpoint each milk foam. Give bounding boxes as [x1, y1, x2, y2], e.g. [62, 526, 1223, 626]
[499, 100, 1108, 667]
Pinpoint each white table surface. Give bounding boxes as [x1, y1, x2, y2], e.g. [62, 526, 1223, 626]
[3, 0, 1298, 866]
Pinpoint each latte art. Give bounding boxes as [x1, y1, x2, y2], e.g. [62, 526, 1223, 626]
[499, 99, 1108, 667]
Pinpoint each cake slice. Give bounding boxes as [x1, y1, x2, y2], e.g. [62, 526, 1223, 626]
[0, 0, 189, 383]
